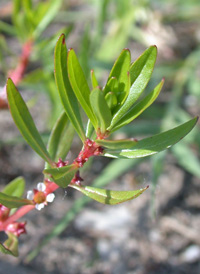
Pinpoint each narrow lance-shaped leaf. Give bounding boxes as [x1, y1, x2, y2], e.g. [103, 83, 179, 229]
[54, 34, 86, 142]
[70, 185, 149, 205]
[67, 49, 98, 128]
[90, 87, 112, 134]
[44, 165, 78, 188]
[103, 77, 118, 96]
[33, 0, 62, 39]
[2, 176, 25, 198]
[0, 192, 34, 208]
[3, 232, 18, 257]
[85, 119, 94, 139]
[117, 70, 131, 106]
[110, 79, 164, 133]
[6, 79, 53, 165]
[46, 111, 74, 169]
[105, 92, 118, 111]
[108, 46, 157, 130]
[90, 69, 99, 89]
[0, 242, 16, 257]
[23, 158, 144, 261]
[95, 138, 138, 150]
[104, 117, 198, 159]
[104, 49, 131, 103]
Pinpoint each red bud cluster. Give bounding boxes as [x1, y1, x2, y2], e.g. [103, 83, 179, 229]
[73, 139, 103, 167]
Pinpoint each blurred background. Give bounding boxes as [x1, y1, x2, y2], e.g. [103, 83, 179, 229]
[0, 0, 200, 273]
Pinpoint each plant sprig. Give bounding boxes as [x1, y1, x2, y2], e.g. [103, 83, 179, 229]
[0, 33, 198, 257]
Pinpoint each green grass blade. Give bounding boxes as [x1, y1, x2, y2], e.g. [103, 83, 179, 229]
[54, 34, 86, 142]
[0, 21, 16, 36]
[6, 79, 53, 165]
[172, 143, 200, 178]
[33, 0, 62, 39]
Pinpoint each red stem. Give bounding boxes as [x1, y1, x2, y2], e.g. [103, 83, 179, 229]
[0, 205, 35, 231]
[0, 39, 33, 109]
[0, 182, 59, 230]
[0, 140, 103, 231]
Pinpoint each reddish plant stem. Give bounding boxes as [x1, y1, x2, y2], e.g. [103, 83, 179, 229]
[0, 205, 35, 231]
[0, 39, 33, 109]
[44, 181, 60, 195]
[73, 139, 103, 168]
[0, 139, 103, 231]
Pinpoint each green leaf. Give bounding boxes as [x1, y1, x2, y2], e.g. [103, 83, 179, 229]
[0, 232, 19, 257]
[3, 232, 18, 257]
[118, 70, 131, 105]
[70, 185, 148, 205]
[2, 177, 25, 198]
[85, 120, 94, 139]
[103, 77, 118, 96]
[105, 92, 118, 111]
[95, 138, 138, 150]
[54, 34, 86, 142]
[44, 165, 78, 188]
[90, 69, 99, 89]
[90, 87, 112, 133]
[104, 49, 131, 102]
[110, 79, 164, 132]
[67, 48, 97, 127]
[25, 158, 143, 262]
[6, 79, 53, 165]
[46, 111, 74, 168]
[33, 0, 62, 38]
[104, 117, 198, 158]
[0, 20, 16, 36]
[0, 192, 33, 208]
[0, 243, 16, 256]
[108, 46, 157, 130]
[172, 143, 200, 178]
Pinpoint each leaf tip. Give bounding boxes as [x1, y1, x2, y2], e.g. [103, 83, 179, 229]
[59, 33, 65, 44]
[6, 77, 12, 86]
[123, 48, 130, 52]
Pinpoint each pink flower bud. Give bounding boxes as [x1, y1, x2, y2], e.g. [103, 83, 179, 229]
[0, 204, 10, 222]
[6, 221, 27, 237]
